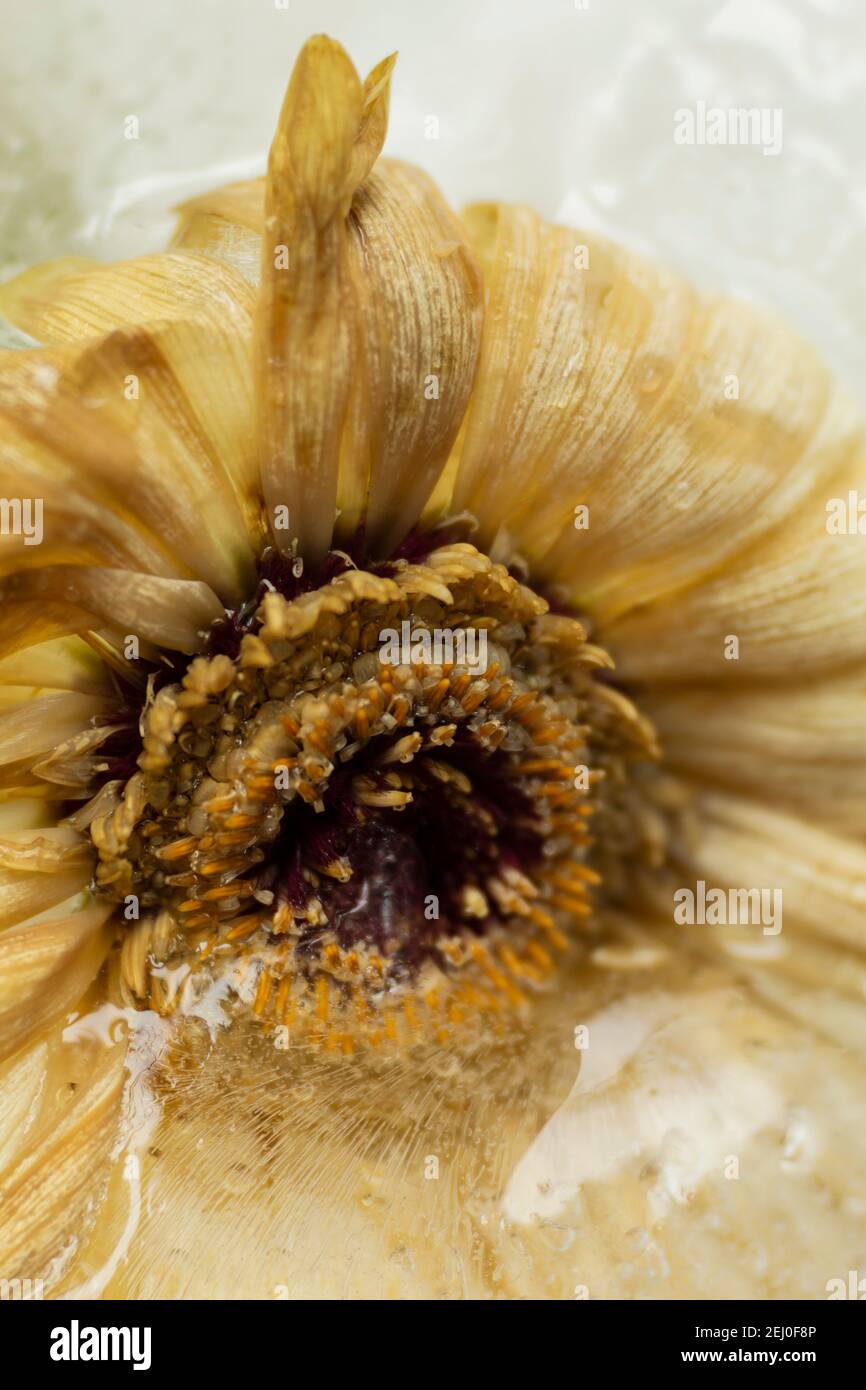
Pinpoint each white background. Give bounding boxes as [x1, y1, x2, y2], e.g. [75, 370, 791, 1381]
[1, 0, 864, 399]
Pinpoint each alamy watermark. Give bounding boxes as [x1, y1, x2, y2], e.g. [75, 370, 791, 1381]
[0, 1276, 43, 1300]
[674, 880, 782, 936]
[826, 491, 866, 534]
[674, 102, 783, 157]
[50, 1320, 151, 1370]
[0, 497, 43, 545]
[826, 1270, 866, 1299]
[379, 620, 488, 677]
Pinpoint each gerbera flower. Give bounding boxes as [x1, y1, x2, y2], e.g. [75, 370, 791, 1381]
[0, 36, 864, 1300]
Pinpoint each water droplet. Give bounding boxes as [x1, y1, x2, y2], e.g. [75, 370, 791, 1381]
[636, 354, 667, 395]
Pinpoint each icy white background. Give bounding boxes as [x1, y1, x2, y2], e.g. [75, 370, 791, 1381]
[1, 0, 865, 400]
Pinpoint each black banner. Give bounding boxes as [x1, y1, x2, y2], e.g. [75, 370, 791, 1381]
[2, 1297, 862, 1372]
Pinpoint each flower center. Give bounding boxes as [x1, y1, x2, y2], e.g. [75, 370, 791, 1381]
[89, 538, 657, 1048]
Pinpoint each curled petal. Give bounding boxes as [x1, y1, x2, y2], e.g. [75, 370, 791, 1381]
[0, 357, 181, 581]
[0, 256, 95, 336]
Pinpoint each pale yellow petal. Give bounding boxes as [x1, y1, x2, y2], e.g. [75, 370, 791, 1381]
[0, 692, 110, 763]
[0, 357, 184, 581]
[255, 38, 482, 564]
[0, 326, 260, 601]
[674, 789, 866, 955]
[64, 321, 263, 584]
[173, 181, 264, 237]
[0, 567, 224, 657]
[0, 1039, 50, 1172]
[0, 1033, 126, 1281]
[0, 828, 93, 930]
[450, 203, 864, 630]
[0, 902, 113, 1062]
[0, 799, 56, 835]
[0, 637, 114, 697]
[171, 182, 265, 284]
[0, 251, 252, 345]
[644, 671, 866, 835]
[0, 256, 96, 335]
[605, 468, 866, 681]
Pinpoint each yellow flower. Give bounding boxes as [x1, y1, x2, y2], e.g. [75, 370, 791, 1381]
[0, 36, 865, 1299]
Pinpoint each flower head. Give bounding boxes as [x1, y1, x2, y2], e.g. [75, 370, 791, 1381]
[0, 37, 865, 1299]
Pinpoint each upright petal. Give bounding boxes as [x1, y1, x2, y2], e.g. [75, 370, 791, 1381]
[255, 38, 482, 564]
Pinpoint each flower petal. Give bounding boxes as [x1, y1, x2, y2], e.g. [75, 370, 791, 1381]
[644, 671, 866, 835]
[675, 789, 866, 955]
[0, 251, 253, 346]
[0, 567, 224, 657]
[0, 637, 114, 696]
[604, 462, 866, 681]
[255, 38, 482, 564]
[346, 161, 484, 555]
[170, 182, 264, 284]
[0, 256, 95, 335]
[0, 1032, 126, 1281]
[0, 322, 261, 603]
[0, 828, 92, 930]
[0, 355, 182, 580]
[0, 902, 113, 1062]
[0, 691, 112, 774]
[450, 203, 864, 631]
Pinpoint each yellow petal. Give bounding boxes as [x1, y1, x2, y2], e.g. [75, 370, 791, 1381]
[0, 256, 96, 336]
[450, 203, 864, 629]
[0, 357, 183, 581]
[0, 1032, 126, 1281]
[170, 182, 264, 284]
[0, 1039, 51, 1172]
[65, 321, 263, 588]
[0, 323, 261, 602]
[0, 567, 224, 657]
[0, 251, 252, 346]
[0, 828, 92, 930]
[645, 670, 866, 835]
[0, 691, 112, 775]
[0, 902, 113, 1062]
[0, 637, 114, 696]
[676, 789, 866, 955]
[255, 38, 482, 564]
[605, 464, 866, 681]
